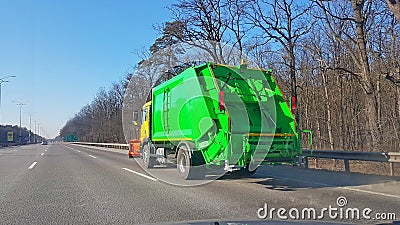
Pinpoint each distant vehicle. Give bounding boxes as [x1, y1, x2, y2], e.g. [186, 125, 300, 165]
[41, 140, 48, 145]
[132, 62, 310, 180]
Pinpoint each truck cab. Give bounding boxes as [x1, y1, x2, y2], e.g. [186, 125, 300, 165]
[140, 101, 151, 143]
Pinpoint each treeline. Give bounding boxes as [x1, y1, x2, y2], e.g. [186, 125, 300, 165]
[0, 125, 42, 145]
[59, 82, 127, 143]
[61, 0, 400, 151]
[159, 0, 400, 151]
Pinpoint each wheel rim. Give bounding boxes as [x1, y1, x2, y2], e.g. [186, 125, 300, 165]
[143, 147, 148, 164]
[178, 153, 186, 174]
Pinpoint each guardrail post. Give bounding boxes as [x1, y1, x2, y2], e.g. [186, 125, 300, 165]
[390, 162, 394, 176]
[304, 157, 309, 169]
[344, 159, 350, 173]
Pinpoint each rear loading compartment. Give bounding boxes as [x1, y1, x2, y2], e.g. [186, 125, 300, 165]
[209, 63, 301, 169]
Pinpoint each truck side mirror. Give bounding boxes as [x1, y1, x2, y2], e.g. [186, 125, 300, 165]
[133, 111, 139, 126]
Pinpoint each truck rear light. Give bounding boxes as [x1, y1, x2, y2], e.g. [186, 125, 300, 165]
[291, 96, 297, 115]
[218, 91, 225, 111]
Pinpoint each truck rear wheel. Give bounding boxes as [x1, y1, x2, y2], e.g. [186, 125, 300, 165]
[142, 144, 156, 168]
[231, 167, 257, 178]
[176, 145, 205, 180]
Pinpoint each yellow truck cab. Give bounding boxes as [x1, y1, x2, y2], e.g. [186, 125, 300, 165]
[140, 101, 152, 142]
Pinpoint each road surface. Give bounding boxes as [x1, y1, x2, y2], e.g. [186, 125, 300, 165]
[0, 143, 399, 224]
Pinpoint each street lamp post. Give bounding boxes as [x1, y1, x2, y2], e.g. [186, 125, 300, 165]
[37, 123, 41, 142]
[13, 101, 27, 144]
[29, 115, 32, 143]
[27, 113, 34, 144]
[0, 75, 16, 123]
[34, 120, 37, 143]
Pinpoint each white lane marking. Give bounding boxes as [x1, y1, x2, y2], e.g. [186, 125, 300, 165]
[28, 162, 38, 169]
[45, 149, 47, 152]
[338, 186, 400, 200]
[64, 145, 81, 152]
[122, 168, 157, 181]
[41, 153, 44, 156]
[263, 173, 400, 200]
[88, 155, 97, 159]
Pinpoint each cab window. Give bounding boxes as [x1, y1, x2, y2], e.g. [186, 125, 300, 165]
[142, 109, 148, 123]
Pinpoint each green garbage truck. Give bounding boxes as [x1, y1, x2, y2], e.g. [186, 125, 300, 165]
[133, 62, 307, 179]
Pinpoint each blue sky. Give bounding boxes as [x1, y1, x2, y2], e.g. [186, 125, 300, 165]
[0, 0, 175, 138]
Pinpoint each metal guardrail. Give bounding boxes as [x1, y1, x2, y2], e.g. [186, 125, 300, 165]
[0, 143, 20, 147]
[0, 142, 39, 148]
[69, 142, 399, 176]
[302, 149, 400, 176]
[302, 149, 389, 162]
[388, 152, 400, 163]
[388, 152, 400, 176]
[71, 142, 129, 150]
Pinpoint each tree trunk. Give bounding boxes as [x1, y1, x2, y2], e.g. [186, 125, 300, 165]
[352, 0, 380, 150]
[386, 0, 400, 23]
[377, 79, 381, 124]
[397, 88, 400, 149]
[289, 44, 298, 124]
[322, 72, 334, 150]
[340, 76, 346, 149]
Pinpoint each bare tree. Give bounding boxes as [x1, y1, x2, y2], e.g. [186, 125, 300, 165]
[60, 79, 127, 143]
[222, 0, 251, 59]
[315, 0, 384, 149]
[167, 0, 233, 63]
[387, 0, 400, 22]
[247, 0, 314, 124]
[62, 0, 400, 154]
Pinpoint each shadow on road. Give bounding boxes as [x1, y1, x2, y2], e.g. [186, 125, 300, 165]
[245, 165, 400, 191]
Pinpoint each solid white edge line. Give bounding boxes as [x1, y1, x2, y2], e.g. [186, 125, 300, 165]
[338, 186, 400, 199]
[122, 168, 157, 181]
[28, 161, 37, 169]
[88, 155, 97, 159]
[264, 173, 400, 200]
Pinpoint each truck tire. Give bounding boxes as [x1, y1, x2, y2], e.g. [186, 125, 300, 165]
[142, 144, 155, 168]
[231, 167, 257, 178]
[176, 145, 205, 180]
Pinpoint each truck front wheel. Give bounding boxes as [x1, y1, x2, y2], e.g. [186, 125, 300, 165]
[142, 144, 156, 168]
[176, 146, 205, 180]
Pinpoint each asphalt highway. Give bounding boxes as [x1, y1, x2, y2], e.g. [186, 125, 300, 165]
[0, 143, 399, 224]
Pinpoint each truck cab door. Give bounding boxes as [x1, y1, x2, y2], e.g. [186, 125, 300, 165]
[140, 106, 150, 142]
